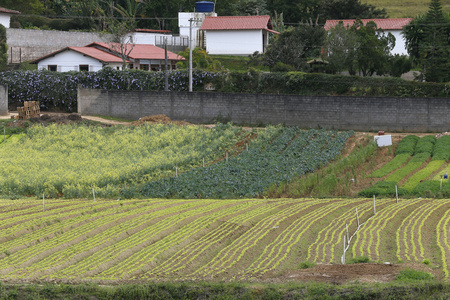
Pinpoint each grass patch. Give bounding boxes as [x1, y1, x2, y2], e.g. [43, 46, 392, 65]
[385, 152, 430, 183]
[93, 115, 134, 122]
[396, 268, 434, 281]
[364, 0, 450, 18]
[349, 256, 371, 264]
[299, 261, 316, 269]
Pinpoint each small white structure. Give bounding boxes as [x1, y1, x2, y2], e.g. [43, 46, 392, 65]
[200, 15, 279, 55]
[179, 12, 217, 48]
[33, 47, 128, 72]
[374, 135, 393, 147]
[324, 18, 413, 56]
[0, 7, 20, 28]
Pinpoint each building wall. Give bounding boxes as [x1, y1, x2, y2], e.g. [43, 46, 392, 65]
[205, 30, 263, 55]
[6, 28, 107, 63]
[384, 30, 408, 55]
[37, 51, 106, 72]
[78, 89, 450, 132]
[0, 13, 10, 28]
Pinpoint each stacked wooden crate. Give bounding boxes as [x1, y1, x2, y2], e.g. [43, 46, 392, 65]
[17, 101, 40, 120]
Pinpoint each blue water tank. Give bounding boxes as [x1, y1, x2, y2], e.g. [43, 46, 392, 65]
[196, 1, 214, 12]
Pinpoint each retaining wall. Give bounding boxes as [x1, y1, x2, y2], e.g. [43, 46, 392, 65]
[78, 88, 450, 132]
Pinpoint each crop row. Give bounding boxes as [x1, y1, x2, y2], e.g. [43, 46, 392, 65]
[3, 199, 450, 281]
[396, 200, 450, 264]
[0, 201, 169, 274]
[137, 129, 353, 199]
[145, 199, 294, 279]
[352, 199, 425, 261]
[0, 124, 243, 198]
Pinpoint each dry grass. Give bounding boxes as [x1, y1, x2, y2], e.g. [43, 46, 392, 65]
[362, 0, 450, 18]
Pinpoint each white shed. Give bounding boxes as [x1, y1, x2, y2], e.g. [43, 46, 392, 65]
[0, 7, 20, 28]
[200, 15, 279, 55]
[32, 47, 128, 72]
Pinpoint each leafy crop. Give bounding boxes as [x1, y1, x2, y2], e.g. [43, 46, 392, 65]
[402, 160, 445, 191]
[414, 135, 436, 155]
[370, 153, 410, 178]
[0, 123, 242, 198]
[135, 128, 354, 199]
[432, 136, 450, 161]
[2, 198, 450, 282]
[395, 135, 419, 156]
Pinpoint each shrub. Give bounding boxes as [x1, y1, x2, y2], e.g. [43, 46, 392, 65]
[396, 268, 434, 281]
[299, 261, 316, 269]
[349, 256, 371, 264]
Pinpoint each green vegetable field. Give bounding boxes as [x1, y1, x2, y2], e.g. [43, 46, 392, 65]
[0, 198, 449, 282]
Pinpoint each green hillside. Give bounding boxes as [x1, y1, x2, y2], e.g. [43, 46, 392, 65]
[363, 0, 450, 18]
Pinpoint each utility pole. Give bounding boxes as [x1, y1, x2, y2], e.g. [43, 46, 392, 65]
[189, 18, 194, 92]
[164, 37, 169, 92]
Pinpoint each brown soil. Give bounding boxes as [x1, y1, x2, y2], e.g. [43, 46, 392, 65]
[270, 263, 403, 284]
[130, 114, 192, 126]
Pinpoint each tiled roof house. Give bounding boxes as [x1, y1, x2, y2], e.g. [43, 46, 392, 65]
[200, 15, 279, 55]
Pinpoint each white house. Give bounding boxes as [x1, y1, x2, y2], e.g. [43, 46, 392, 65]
[199, 15, 279, 55]
[32, 43, 185, 72]
[86, 42, 185, 71]
[179, 11, 217, 48]
[0, 7, 20, 28]
[33, 47, 128, 72]
[324, 18, 413, 55]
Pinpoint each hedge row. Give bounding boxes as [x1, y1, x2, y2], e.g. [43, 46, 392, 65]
[0, 69, 448, 112]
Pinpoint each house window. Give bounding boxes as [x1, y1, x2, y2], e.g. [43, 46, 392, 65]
[79, 65, 89, 72]
[48, 65, 57, 72]
[140, 64, 149, 71]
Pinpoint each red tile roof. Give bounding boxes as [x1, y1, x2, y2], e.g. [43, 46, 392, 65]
[87, 42, 185, 61]
[324, 18, 413, 31]
[31, 47, 130, 64]
[0, 7, 20, 14]
[200, 15, 275, 31]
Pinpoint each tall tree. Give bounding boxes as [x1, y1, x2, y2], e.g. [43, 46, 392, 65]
[421, 0, 449, 82]
[326, 21, 359, 74]
[352, 20, 394, 76]
[0, 0, 44, 14]
[0, 24, 8, 71]
[402, 0, 450, 82]
[263, 22, 326, 71]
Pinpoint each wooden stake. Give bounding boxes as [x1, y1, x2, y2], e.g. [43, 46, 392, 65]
[356, 207, 360, 227]
[346, 223, 350, 245]
[92, 188, 95, 202]
[395, 185, 398, 203]
[373, 195, 376, 215]
[43, 192, 45, 212]
[203, 157, 205, 168]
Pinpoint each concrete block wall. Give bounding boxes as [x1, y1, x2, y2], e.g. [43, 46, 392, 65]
[6, 29, 107, 63]
[0, 85, 8, 115]
[78, 88, 450, 132]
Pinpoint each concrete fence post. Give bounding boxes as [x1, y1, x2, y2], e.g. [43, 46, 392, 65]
[0, 85, 8, 116]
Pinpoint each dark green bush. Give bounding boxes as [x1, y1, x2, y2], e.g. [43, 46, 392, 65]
[359, 181, 409, 197]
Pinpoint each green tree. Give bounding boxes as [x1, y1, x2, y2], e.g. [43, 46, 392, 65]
[353, 20, 395, 76]
[0, 24, 7, 71]
[177, 47, 223, 71]
[402, 0, 450, 82]
[0, 0, 44, 14]
[320, 0, 387, 20]
[421, 0, 450, 82]
[263, 22, 326, 71]
[325, 21, 359, 74]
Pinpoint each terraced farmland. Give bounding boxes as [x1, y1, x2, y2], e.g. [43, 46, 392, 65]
[1, 198, 450, 283]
